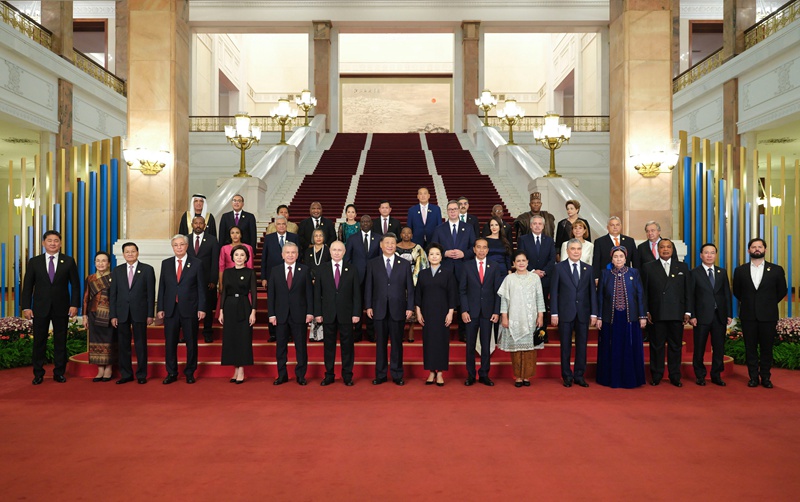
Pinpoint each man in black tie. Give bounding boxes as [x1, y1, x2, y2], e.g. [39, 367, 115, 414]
[186, 216, 220, 343]
[298, 201, 336, 254]
[345, 215, 380, 342]
[217, 194, 257, 248]
[732, 238, 787, 388]
[21, 230, 81, 385]
[377, 200, 401, 236]
[314, 241, 361, 386]
[110, 242, 156, 384]
[689, 243, 732, 386]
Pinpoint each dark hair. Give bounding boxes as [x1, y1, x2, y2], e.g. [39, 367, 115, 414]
[570, 220, 588, 237]
[232, 194, 244, 202]
[700, 242, 717, 253]
[487, 215, 512, 255]
[658, 238, 674, 251]
[380, 232, 397, 243]
[426, 242, 444, 256]
[748, 237, 767, 249]
[228, 225, 242, 239]
[458, 196, 469, 202]
[474, 237, 488, 247]
[95, 251, 111, 261]
[345, 204, 357, 214]
[121, 242, 139, 252]
[565, 199, 581, 211]
[230, 244, 250, 262]
[276, 204, 289, 213]
[42, 230, 61, 240]
[379, 200, 391, 207]
[512, 250, 528, 262]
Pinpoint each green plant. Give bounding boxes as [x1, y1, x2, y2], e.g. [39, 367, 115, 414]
[0, 318, 87, 370]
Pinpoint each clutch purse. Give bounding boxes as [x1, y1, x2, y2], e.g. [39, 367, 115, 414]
[533, 326, 548, 346]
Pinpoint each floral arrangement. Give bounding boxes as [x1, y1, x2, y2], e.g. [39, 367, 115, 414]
[726, 318, 743, 340]
[0, 317, 33, 341]
[725, 316, 800, 370]
[0, 317, 86, 369]
[776, 317, 800, 344]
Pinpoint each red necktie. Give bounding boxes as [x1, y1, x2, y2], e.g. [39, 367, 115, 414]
[383, 218, 388, 234]
[478, 261, 484, 284]
[176, 259, 182, 302]
[287, 266, 293, 289]
[234, 213, 240, 226]
[652, 241, 657, 258]
[334, 263, 340, 289]
[195, 236, 200, 254]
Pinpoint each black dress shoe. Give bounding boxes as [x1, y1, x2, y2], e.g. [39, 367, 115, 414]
[372, 377, 387, 385]
[101, 377, 112, 382]
[695, 378, 707, 386]
[650, 379, 661, 386]
[137, 378, 147, 384]
[425, 379, 435, 386]
[229, 378, 237, 383]
[179, 338, 186, 344]
[523, 380, 531, 387]
[514, 381, 523, 388]
[162, 374, 178, 385]
[204, 336, 213, 343]
[53, 375, 66, 383]
[186, 375, 196, 384]
[297, 378, 308, 386]
[32, 376, 43, 385]
[762, 380, 773, 389]
[563, 379, 573, 388]
[268, 335, 277, 342]
[93, 377, 104, 382]
[116, 377, 134, 385]
[393, 378, 405, 386]
[711, 378, 726, 387]
[320, 377, 335, 386]
[575, 380, 589, 388]
[747, 379, 759, 387]
[464, 377, 475, 386]
[436, 380, 444, 387]
[344, 380, 354, 386]
[273, 376, 289, 386]
[670, 379, 683, 388]
[478, 377, 494, 387]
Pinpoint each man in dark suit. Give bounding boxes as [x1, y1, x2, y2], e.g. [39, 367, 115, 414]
[157, 235, 206, 384]
[217, 193, 257, 249]
[459, 238, 502, 387]
[635, 220, 662, 270]
[268, 242, 314, 385]
[593, 216, 637, 280]
[457, 196, 481, 236]
[109, 242, 155, 384]
[733, 238, 787, 388]
[517, 215, 556, 299]
[21, 230, 80, 385]
[346, 215, 381, 342]
[261, 215, 299, 342]
[314, 241, 361, 386]
[643, 239, 693, 387]
[297, 201, 336, 254]
[377, 200, 402, 237]
[407, 186, 442, 246]
[482, 204, 513, 243]
[550, 238, 598, 388]
[365, 233, 415, 386]
[689, 243, 732, 387]
[186, 216, 220, 343]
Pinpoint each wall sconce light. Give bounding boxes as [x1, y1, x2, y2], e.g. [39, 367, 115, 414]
[123, 148, 170, 175]
[630, 144, 679, 178]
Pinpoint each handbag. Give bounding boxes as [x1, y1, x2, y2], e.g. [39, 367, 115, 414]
[533, 326, 548, 346]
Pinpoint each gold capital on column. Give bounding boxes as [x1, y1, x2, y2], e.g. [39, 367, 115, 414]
[313, 21, 332, 132]
[462, 21, 480, 132]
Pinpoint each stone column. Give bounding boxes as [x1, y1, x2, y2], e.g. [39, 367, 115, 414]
[671, 0, 680, 78]
[462, 21, 480, 132]
[115, 0, 129, 82]
[609, 0, 674, 235]
[126, 0, 190, 238]
[313, 21, 332, 132]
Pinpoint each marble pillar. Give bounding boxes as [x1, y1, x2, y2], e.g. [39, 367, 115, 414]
[126, 0, 190, 238]
[671, 0, 680, 78]
[40, 1, 73, 58]
[462, 21, 480, 133]
[313, 21, 332, 132]
[115, 0, 129, 82]
[723, 79, 741, 186]
[609, 0, 674, 235]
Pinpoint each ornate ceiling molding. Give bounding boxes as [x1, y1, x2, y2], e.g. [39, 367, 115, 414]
[189, 0, 607, 7]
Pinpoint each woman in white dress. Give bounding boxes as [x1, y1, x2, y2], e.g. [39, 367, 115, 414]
[559, 220, 593, 264]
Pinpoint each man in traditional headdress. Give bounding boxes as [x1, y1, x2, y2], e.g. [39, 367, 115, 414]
[513, 191, 555, 240]
[178, 194, 217, 239]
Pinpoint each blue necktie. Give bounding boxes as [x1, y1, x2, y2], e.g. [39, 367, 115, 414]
[452, 224, 457, 247]
[708, 267, 715, 287]
[572, 263, 579, 285]
[535, 236, 541, 255]
[386, 258, 392, 277]
[280, 235, 284, 248]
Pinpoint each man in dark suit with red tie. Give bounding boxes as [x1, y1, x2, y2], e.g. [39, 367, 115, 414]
[733, 238, 787, 388]
[157, 235, 206, 384]
[365, 233, 415, 386]
[217, 193, 257, 249]
[268, 241, 314, 385]
[21, 230, 81, 385]
[261, 215, 298, 342]
[110, 242, 155, 384]
[186, 216, 219, 343]
[377, 200, 402, 237]
[635, 221, 662, 270]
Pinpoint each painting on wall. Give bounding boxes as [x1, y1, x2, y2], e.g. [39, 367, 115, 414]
[340, 78, 452, 133]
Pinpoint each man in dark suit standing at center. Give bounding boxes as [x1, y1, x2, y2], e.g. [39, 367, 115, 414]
[217, 193, 257, 249]
[186, 216, 219, 343]
[517, 214, 556, 307]
[593, 216, 637, 281]
[643, 239, 693, 387]
[689, 243, 732, 387]
[110, 242, 155, 384]
[21, 230, 81, 385]
[345, 215, 381, 342]
[157, 235, 206, 384]
[733, 238, 787, 388]
[261, 215, 298, 342]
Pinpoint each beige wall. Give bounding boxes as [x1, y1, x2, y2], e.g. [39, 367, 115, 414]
[580, 33, 600, 115]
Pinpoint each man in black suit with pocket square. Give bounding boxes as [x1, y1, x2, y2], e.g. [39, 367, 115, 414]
[689, 243, 732, 387]
[314, 241, 361, 386]
[268, 241, 314, 385]
[110, 242, 155, 384]
[732, 238, 787, 388]
[217, 193, 258, 249]
[643, 239, 693, 387]
[186, 216, 220, 343]
[157, 235, 206, 384]
[21, 230, 81, 385]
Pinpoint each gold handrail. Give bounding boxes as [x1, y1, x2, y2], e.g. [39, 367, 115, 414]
[0, 1, 52, 49]
[672, 49, 725, 93]
[71, 49, 126, 97]
[745, 0, 800, 49]
[190, 116, 306, 133]
[485, 116, 609, 133]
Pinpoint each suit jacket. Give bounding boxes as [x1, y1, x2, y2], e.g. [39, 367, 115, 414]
[592, 234, 637, 278]
[157, 255, 206, 317]
[178, 211, 217, 239]
[635, 240, 660, 270]
[517, 233, 556, 291]
[460, 214, 480, 237]
[430, 220, 476, 277]
[690, 265, 732, 325]
[186, 233, 220, 285]
[458, 259, 502, 319]
[298, 216, 337, 253]
[550, 260, 598, 323]
[407, 203, 442, 246]
[642, 259, 693, 321]
[261, 232, 298, 281]
[481, 220, 513, 243]
[376, 216, 402, 237]
[732, 261, 787, 322]
[365, 254, 414, 321]
[345, 231, 381, 285]
[109, 262, 156, 323]
[314, 261, 362, 322]
[267, 262, 313, 324]
[21, 253, 81, 315]
[218, 210, 258, 249]
[597, 268, 647, 322]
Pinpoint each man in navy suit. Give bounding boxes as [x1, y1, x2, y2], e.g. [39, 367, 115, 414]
[365, 233, 415, 386]
[261, 215, 298, 342]
[157, 235, 206, 384]
[21, 230, 81, 385]
[110, 242, 155, 384]
[457, 196, 481, 237]
[268, 242, 314, 385]
[345, 215, 381, 342]
[517, 214, 556, 299]
[407, 187, 442, 246]
[186, 216, 219, 343]
[593, 216, 637, 281]
[217, 193, 258, 249]
[550, 238, 598, 387]
[459, 238, 502, 386]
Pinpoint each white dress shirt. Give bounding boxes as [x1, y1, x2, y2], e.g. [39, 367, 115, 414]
[750, 261, 765, 289]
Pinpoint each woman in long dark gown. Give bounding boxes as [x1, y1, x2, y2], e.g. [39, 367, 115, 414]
[83, 251, 117, 382]
[414, 243, 456, 386]
[218, 245, 257, 384]
[595, 246, 647, 388]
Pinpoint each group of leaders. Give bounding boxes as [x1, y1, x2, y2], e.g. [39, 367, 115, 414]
[21, 190, 787, 390]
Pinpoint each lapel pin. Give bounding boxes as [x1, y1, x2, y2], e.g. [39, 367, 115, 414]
[671, 274, 674, 277]
[629, 276, 633, 280]
[767, 267, 771, 272]
[60, 260, 64, 263]
[137, 270, 140, 274]
[187, 263, 191, 268]
[345, 268, 349, 272]
[240, 276, 244, 280]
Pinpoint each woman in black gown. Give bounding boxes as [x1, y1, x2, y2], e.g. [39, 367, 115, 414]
[218, 245, 257, 384]
[414, 243, 456, 386]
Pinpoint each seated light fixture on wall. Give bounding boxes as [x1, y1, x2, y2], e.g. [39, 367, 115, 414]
[475, 89, 498, 127]
[271, 98, 298, 145]
[295, 90, 317, 127]
[123, 147, 170, 175]
[225, 112, 262, 178]
[630, 143, 679, 178]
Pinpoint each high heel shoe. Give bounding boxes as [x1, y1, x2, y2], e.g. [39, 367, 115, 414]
[235, 378, 245, 384]
[229, 378, 236, 383]
[436, 373, 444, 387]
[425, 372, 436, 385]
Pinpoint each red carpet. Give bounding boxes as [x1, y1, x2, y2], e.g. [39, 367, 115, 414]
[2, 365, 798, 500]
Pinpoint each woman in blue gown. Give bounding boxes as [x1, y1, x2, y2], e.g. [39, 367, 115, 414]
[595, 246, 647, 388]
